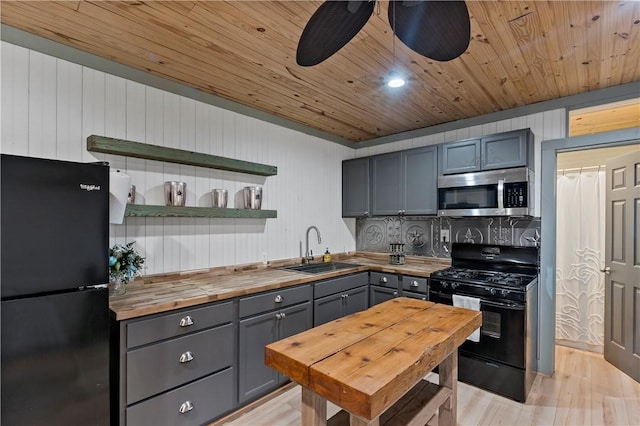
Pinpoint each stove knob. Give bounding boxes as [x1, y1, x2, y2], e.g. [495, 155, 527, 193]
[442, 282, 449, 289]
[501, 289, 509, 296]
[451, 283, 459, 290]
[489, 288, 496, 295]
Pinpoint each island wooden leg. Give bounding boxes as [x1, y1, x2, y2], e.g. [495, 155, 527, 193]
[438, 350, 458, 426]
[349, 413, 380, 426]
[301, 387, 327, 426]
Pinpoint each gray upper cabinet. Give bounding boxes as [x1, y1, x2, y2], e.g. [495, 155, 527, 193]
[480, 129, 533, 170]
[371, 152, 402, 216]
[439, 138, 481, 174]
[371, 146, 438, 216]
[342, 157, 370, 217]
[403, 146, 438, 215]
[440, 129, 533, 175]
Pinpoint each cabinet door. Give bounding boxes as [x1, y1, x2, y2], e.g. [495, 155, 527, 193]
[440, 138, 481, 174]
[402, 146, 438, 215]
[371, 152, 402, 216]
[480, 130, 529, 170]
[369, 285, 398, 306]
[314, 293, 344, 326]
[238, 311, 278, 404]
[342, 157, 370, 217]
[343, 286, 368, 317]
[277, 302, 313, 384]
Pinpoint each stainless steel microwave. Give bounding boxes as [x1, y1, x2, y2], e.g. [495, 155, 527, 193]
[437, 167, 534, 217]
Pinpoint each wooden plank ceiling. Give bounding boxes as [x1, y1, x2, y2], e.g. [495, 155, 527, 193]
[2, 1, 639, 143]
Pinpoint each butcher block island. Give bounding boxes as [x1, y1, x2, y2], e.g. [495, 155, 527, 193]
[265, 298, 482, 426]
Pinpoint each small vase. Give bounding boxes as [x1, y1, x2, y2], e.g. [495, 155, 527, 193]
[109, 277, 126, 296]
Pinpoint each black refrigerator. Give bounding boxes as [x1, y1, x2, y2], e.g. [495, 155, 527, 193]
[1, 154, 110, 425]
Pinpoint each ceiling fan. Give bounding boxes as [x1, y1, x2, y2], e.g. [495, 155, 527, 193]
[296, 0, 471, 67]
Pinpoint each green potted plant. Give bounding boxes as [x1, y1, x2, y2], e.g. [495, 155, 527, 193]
[108, 241, 144, 296]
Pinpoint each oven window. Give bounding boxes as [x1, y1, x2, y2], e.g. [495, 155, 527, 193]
[481, 311, 501, 338]
[438, 185, 498, 210]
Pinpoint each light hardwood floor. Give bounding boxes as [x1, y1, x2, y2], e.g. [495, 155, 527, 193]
[215, 346, 639, 426]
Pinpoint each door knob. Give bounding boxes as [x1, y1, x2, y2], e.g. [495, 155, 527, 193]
[600, 266, 611, 275]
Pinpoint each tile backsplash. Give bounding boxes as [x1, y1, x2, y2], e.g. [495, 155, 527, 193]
[356, 216, 541, 258]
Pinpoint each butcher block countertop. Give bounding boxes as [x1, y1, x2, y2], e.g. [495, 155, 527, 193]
[109, 252, 451, 321]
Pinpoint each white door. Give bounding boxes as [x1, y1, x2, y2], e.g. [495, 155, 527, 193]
[603, 149, 640, 382]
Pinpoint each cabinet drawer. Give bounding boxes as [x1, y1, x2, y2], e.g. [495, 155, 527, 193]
[127, 301, 233, 348]
[126, 367, 234, 426]
[369, 272, 399, 288]
[127, 324, 233, 404]
[239, 285, 311, 318]
[314, 272, 369, 298]
[401, 276, 428, 294]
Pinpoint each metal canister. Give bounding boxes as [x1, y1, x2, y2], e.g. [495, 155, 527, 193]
[211, 189, 228, 208]
[127, 185, 136, 204]
[243, 186, 262, 209]
[164, 181, 186, 206]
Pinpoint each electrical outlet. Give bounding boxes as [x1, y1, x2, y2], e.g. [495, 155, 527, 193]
[441, 229, 450, 243]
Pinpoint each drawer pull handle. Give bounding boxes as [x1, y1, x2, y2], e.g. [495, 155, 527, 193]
[179, 315, 194, 327]
[393, 291, 398, 296]
[411, 280, 419, 288]
[380, 276, 388, 283]
[274, 295, 283, 303]
[276, 312, 286, 320]
[179, 351, 194, 363]
[179, 401, 194, 414]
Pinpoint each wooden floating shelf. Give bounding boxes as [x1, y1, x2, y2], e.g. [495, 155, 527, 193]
[125, 204, 277, 219]
[87, 135, 277, 176]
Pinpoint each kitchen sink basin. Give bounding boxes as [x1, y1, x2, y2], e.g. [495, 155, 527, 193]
[281, 261, 361, 274]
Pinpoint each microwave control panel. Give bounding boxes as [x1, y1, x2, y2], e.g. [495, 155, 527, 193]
[504, 182, 528, 208]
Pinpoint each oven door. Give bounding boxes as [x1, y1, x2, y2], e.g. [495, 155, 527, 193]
[429, 289, 526, 369]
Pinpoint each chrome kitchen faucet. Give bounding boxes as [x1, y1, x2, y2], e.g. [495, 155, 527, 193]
[305, 226, 321, 262]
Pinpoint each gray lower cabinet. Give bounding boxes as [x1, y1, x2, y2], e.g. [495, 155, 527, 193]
[369, 273, 429, 305]
[370, 285, 399, 306]
[313, 272, 369, 326]
[115, 301, 236, 426]
[126, 368, 234, 426]
[237, 285, 312, 404]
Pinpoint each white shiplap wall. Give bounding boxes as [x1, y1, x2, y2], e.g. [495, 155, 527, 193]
[1, 42, 357, 275]
[1, 41, 567, 276]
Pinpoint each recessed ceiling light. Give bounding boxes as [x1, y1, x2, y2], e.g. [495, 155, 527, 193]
[388, 77, 405, 88]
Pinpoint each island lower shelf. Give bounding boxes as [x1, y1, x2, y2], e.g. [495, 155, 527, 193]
[125, 204, 277, 219]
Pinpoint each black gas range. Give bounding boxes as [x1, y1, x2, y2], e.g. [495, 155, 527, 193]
[429, 243, 539, 402]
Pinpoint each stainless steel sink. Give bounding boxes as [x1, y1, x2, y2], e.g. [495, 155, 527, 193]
[281, 261, 361, 274]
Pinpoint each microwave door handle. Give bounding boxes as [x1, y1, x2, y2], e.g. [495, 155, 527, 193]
[497, 179, 504, 210]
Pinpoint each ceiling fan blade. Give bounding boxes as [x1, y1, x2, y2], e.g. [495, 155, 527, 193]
[389, 0, 470, 61]
[297, 1, 376, 67]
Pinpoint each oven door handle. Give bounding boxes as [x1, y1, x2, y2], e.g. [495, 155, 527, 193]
[430, 290, 524, 310]
[481, 299, 525, 310]
[429, 290, 452, 300]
